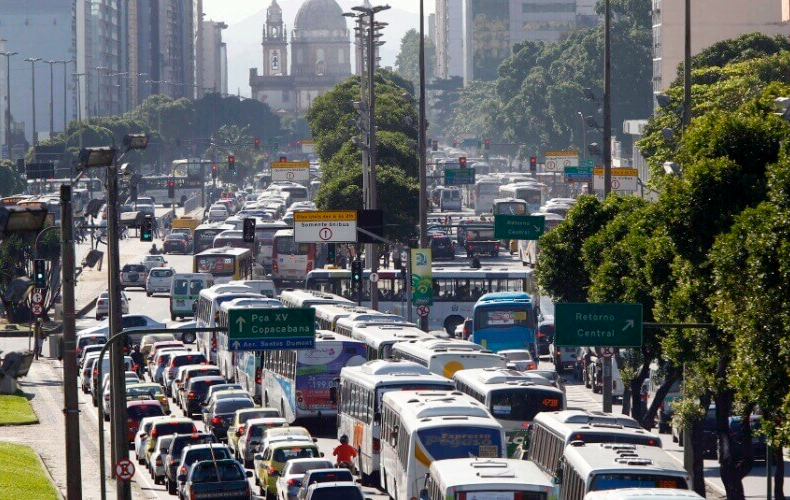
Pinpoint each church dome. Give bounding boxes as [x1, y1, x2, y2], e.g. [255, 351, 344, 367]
[294, 0, 346, 31]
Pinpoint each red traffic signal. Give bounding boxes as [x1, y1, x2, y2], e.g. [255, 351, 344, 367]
[228, 155, 235, 164]
[484, 139, 490, 150]
[458, 156, 467, 168]
[279, 156, 287, 162]
[254, 138, 261, 150]
[168, 180, 175, 188]
[529, 156, 537, 173]
[452, 139, 458, 147]
[431, 140, 438, 151]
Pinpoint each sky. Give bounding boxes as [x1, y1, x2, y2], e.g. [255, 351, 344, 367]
[202, 0, 435, 96]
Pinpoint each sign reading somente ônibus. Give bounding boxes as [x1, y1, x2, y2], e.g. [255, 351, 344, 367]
[228, 307, 316, 350]
[554, 302, 643, 347]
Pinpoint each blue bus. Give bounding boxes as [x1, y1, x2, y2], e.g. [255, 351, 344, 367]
[470, 292, 538, 356]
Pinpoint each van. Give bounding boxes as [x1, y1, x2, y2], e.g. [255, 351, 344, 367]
[227, 279, 277, 298]
[170, 273, 213, 321]
[146, 267, 175, 296]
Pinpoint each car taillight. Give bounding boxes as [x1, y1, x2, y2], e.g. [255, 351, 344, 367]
[156, 456, 163, 466]
[93, 367, 98, 376]
[238, 425, 245, 435]
[267, 466, 277, 475]
[612, 380, 617, 390]
[287, 478, 299, 486]
[151, 428, 158, 438]
[306, 261, 313, 272]
[556, 350, 561, 357]
[76, 347, 82, 355]
[272, 262, 279, 272]
[373, 438, 381, 452]
[179, 465, 187, 476]
[168, 456, 175, 465]
[211, 416, 223, 426]
[187, 392, 195, 399]
[158, 359, 165, 366]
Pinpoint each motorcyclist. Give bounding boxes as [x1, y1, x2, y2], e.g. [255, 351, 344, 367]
[332, 435, 357, 468]
[149, 243, 159, 255]
[130, 344, 145, 377]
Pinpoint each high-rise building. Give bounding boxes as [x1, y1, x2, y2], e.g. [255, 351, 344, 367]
[652, 0, 789, 92]
[199, 21, 228, 95]
[435, 0, 464, 80]
[0, 0, 76, 145]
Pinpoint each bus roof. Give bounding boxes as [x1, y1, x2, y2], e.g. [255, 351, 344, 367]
[280, 289, 355, 307]
[347, 323, 430, 349]
[583, 489, 703, 500]
[382, 390, 493, 422]
[194, 246, 251, 257]
[393, 337, 494, 356]
[453, 367, 561, 390]
[561, 442, 689, 481]
[308, 268, 533, 280]
[218, 298, 282, 312]
[476, 291, 532, 304]
[341, 361, 456, 389]
[429, 458, 553, 492]
[532, 410, 661, 445]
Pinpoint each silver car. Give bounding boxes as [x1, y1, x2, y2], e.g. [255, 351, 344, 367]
[146, 267, 175, 296]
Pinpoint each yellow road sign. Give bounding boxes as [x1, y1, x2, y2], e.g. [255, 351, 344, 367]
[592, 168, 638, 176]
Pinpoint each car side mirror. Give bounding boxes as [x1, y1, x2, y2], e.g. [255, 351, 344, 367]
[246, 470, 253, 478]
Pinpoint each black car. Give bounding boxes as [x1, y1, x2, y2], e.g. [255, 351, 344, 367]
[164, 432, 217, 495]
[183, 376, 227, 418]
[163, 233, 190, 254]
[180, 459, 252, 500]
[205, 397, 256, 440]
[429, 233, 455, 260]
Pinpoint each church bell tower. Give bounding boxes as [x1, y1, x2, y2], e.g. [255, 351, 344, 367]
[262, 0, 288, 76]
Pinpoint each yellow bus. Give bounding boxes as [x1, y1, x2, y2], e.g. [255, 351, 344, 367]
[193, 246, 254, 284]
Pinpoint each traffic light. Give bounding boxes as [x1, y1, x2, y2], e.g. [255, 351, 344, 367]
[351, 260, 363, 285]
[431, 140, 438, 151]
[254, 137, 260, 150]
[529, 156, 537, 174]
[242, 218, 256, 243]
[273, 142, 279, 152]
[327, 244, 336, 262]
[211, 164, 217, 180]
[452, 139, 458, 147]
[168, 180, 175, 199]
[484, 139, 491, 150]
[458, 156, 467, 168]
[140, 216, 153, 242]
[33, 259, 46, 288]
[228, 155, 235, 173]
[279, 156, 287, 163]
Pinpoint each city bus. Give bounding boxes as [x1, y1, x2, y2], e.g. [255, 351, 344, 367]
[379, 390, 506, 500]
[337, 321, 429, 360]
[499, 183, 545, 213]
[523, 410, 662, 478]
[138, 174, 202, 207]
[194, 285, 265, 362]
[337, 360, 455, 484]
[272, 228, 320, 284]
[519, 212, 565, 266]
[557, 443, 691, 500]
[193, 246, 254, 285]
[193, 222, 234, 254]
[471, 292, 539, 356]
[253, 221, 289, 272]
[215, 298, 282, 382]
[492, 197, 528, 216]
[453, 367, 566, 456]
[213, 230, 256, 254]
[421, 458, 555, 500]
[306, 267, 536, 334]
[260, 331, 368, 422]
[391, 337, 506, 379]
[278, 289, 354, 309]
[439, 187, 462, 211]
[473, 177, 504, 214]
[313, 303, 372, 331]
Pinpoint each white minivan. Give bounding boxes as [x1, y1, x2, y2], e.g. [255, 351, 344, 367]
[146, 267, 176, 297]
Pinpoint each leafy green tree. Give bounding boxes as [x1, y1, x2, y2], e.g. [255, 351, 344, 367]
[395, 29, 435, 89]
[0, 161, 25, 196]
[684, 33, 790, 80]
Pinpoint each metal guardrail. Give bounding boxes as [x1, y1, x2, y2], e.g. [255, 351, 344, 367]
[182, 194, 201, 215]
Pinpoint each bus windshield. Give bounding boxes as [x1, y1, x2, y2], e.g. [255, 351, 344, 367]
[195, 229, 223, 251]
[489, 388, 562, 422]
[590, 474, 688, 491]
[195, 256, 235, 277]
[475, 307, 532, 329]
[275, 238, 310, 255]
[416, 426, 502, 461]
[515, 189, 542, 205]
[495, 202, 527, 215]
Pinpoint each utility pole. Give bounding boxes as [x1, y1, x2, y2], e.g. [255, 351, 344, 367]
[601, 0, 613, 413]
[25, 57, 41, 146]
[47, 60, 56, 139]
[1, 51, 17, 155]
[60, 60, 70, 134]
[367, 8, 380, 312]
[60, 184, 83, 500]
[418, 0, 428, 332]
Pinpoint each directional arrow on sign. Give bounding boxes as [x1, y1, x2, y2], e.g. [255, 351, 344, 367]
[235, 316, 246, 333]
[622, 319, 634, 331]
[232, 340, 241, 350]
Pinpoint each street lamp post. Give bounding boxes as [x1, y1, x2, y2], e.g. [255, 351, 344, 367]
[1, 51, 17, 155]
[25, 57, 42, 146]
[73, 73, 85, 150]
[59, 60, 72, 134]
[46, 60, 57, 139]
[95, 66, 107, 118]
[418, 0, 428, 331]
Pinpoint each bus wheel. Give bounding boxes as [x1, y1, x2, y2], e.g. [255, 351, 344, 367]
[182, 331, 196, 344]
[444, 315, 464, 336]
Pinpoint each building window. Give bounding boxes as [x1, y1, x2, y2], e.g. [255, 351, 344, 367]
[522, 2, 576, 13]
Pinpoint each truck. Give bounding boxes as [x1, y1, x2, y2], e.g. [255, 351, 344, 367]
[462, 223, 499, 257]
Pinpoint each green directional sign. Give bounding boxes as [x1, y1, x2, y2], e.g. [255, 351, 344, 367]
[228, 307, 315, 350]
[445, 168, 476, 186]
[555, 303, 643, 347]
[494, 215, 545, 240]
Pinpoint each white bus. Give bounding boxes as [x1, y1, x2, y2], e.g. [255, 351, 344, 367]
[338, 322, 430, 361]
[313, 303, 374, 331]
[439, 187, 462, 211]
[421, 458, 555, 500]
[392, 338, 506, 379]
[272, 228, 321, 284]
[524, 410, 662, 478]
[338, 360, 455, 483]
[473, 177, 504, 214]
[379, 390, 506, 500]
[279, 289, 354, 309]
[261, 331, 368, 422]
[583, 489, 702, 500]
[453, 367, 566, 457]
[306, 267, 535, 334]
[194, 285, 266, 363]
[557, 443, 691, 500]
[215, 297, 282, 381]
[519, 212, 565, 266]
[499, 183, 545, 213]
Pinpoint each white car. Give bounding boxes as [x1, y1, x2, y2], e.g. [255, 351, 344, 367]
[148, 435, 173, 485]
[95, 290, 130, 320]
[142, 255, 168, 271]
[276, 458, 334, 500]
[101, 371, 140, 419]
[145, 267, 175, 296]
[134, 416, 167, 464]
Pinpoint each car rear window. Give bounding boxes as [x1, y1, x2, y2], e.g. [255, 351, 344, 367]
[192, 462, 244, 482]
[123, 264, 146, 272]
[216, 399, 255, 414]
[154, 422, 196, 436]
[190, 378, 225, 394]
[309, 485, 363, 500]
[289, 460, 332, 475]
[127, 403, 164, 419]
[185, 447, 231, 465]
[170, 434, 217, 457]
[172, 354, 207, 367]
[150, 269, 173, 277]
[307, 470, 354, 485]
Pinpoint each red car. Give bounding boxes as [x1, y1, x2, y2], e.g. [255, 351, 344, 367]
[126, 400, 165, 442]
[163, 233, 190, 254]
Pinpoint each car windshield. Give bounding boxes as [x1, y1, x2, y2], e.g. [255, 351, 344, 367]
[172, 354, 206, 367]
[239, 409, 279, 424]
[171, 435, 216, 456]
[273, 447, 318, 462]
[307, 470, 353, 485]
[127, 386, 163, 399]
[166, 234, 185, 241]
[150, 269, 172, 277]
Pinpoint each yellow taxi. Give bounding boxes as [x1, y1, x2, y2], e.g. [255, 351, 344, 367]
[126, 383, 171, 414]
[253, 437, 321, 497]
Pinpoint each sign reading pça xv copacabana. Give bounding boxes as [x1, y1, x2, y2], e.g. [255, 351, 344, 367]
[228, 307, 316, 350]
